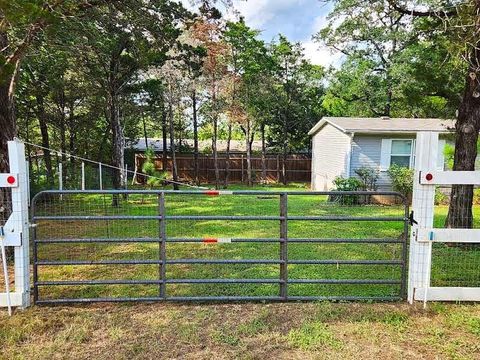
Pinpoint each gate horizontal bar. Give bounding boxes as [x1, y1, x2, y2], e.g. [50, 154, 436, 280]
[166, 279, 283, 284]
[35, 295, 402, 304]
[288, 260, 402, 265]
[288, 279, 401, 284]
[36, 260, 162, 266]
[166, 215, 284, 221]
[34, 215, 162, 221]
[288, 216, 405, 221]
[35, 259, 401, 266]
[36, 279, 162, 286]
[36, 278, 401, 286]
[33, 189, 406, 197]
[36, 297, 165, 304]
[33, 215, 405, 222]
[288, 238, 404, 244]
[167, 259, 284, 264]
[35, 237, 404, 244]
[35, 259, 285, 266]
[166, 238, 283, 243]
[35, 238, 160, 244]
[287, 296, 402, 301]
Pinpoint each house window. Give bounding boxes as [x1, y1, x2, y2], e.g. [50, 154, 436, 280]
[390, 140, 414, 168]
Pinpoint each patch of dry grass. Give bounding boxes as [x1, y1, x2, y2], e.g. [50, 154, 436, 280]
[1, 302, 479, 359]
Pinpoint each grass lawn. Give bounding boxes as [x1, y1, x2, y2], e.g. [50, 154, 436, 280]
[1, 302, 480, 359]
[1, 183, 480, 359]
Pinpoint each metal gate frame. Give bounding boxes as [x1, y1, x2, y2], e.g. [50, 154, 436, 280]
[32, 190, 409, 304]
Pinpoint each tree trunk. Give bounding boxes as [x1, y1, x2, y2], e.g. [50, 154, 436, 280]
[168, 98, 179, 190]
[245, 121, 253, 186]
[161, 101, 168, 173]
[142, 108, 148, 150]
[224, 123, 232, 188]
[282, 111, 288, 185]
[108, 90, 125, 206]
[446, 36, 480, 229]
[261, 123, 267, 183]
[212, 112, 220, 189]
[192, 91, 200, 186]
[35, 90, 55, 187]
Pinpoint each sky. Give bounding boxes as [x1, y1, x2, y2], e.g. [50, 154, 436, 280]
[181, 0, 343, 68]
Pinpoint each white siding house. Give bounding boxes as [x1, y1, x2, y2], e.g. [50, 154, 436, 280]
[309, 117, 454, 191]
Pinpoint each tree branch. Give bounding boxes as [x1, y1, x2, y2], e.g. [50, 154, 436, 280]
[387, 0, 459, 18]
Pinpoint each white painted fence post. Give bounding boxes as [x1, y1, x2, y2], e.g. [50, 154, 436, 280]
[81, 162, 85, 190]
[407, 132, 438, 304]
[0, 139, 30, 310]
[58, 163, 63, 191]
[99, 163, 103, 190]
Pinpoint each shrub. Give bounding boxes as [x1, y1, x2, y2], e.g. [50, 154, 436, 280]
[331, 176, 363, 205]
[354, 166, 379, 191]
[332, 176, 363, 192]
[387, 164, 414, 199]
[142, 148, 167, 188]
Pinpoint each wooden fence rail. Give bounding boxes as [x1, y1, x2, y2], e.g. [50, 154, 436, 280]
[134, 154, 311, 184]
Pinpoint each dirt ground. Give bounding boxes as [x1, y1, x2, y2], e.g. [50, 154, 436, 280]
[1, 302, 479, 360]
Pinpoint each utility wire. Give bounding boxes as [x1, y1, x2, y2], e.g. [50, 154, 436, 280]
[18, 138, 209, 190]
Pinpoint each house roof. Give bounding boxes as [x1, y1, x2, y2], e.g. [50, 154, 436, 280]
[308, 117, 455, 136]
[128, 138, 264, 153]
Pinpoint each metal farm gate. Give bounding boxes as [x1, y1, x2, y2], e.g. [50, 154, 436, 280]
[31, 190, 409, 304]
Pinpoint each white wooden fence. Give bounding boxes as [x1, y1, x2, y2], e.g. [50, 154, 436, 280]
[0, 139, 31, 314]
[408, 132, 480, 305]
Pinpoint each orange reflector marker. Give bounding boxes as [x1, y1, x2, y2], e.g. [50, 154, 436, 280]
[205, 190, 219, 196]
[203, 238, 232, 244]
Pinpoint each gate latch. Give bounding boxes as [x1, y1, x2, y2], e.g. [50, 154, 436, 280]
[409, 211, 418, 226]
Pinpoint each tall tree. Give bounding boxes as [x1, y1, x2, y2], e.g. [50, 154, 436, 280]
[316, 0, 419, 117]
[388, 0, 479, 228]
[192, 5, 229, 189]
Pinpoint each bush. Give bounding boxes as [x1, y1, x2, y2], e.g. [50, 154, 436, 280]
[332, 176, 363, 192]
[387, 164, 414, 199]
[142, 148, 167, 188]
[354, 166, 379, 191]
[331, 176, 363, 205]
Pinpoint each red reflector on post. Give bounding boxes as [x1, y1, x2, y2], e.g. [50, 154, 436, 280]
[205, 190, 219, 196]
[203, 238, 218, 243]
[425, 173, 433, 181]
[6, 176, 15, 185]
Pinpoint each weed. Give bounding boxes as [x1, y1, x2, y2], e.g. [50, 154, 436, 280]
[287, 321, 343, 350]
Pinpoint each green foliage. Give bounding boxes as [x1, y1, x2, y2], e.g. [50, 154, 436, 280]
[354, 166, 379, 191]
[387, 165, 414, 198]
[331, 176, 363, 205]
[332, 176, 363, 192]
[287, 322, 343, 350]
[435, 188, 449, 205]
[141, 148, 167, 188]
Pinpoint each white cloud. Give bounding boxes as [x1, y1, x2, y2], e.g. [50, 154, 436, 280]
[302, 40, 343, 68]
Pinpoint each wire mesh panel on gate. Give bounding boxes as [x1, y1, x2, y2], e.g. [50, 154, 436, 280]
[32, 190, 409, 303]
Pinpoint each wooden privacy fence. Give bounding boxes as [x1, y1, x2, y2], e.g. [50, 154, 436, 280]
[134, 154, 311, 184]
